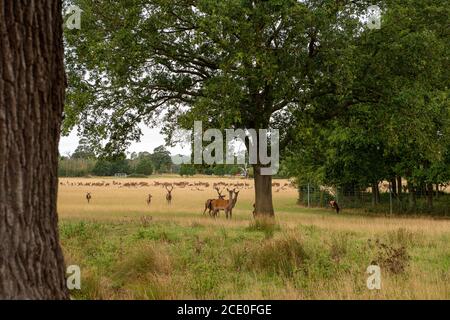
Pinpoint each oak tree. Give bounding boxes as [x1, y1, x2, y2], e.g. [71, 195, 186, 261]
[0, 0, 69, 299]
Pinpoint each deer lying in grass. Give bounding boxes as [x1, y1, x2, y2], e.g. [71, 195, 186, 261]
[165, 185, 173, 205]
[203, 187, 225, 216]
[86, 192, 92, 204]
[209, 188, 240, 219]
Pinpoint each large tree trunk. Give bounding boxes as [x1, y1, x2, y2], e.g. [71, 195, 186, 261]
[253, 165, 274, 217]
[0, 0, 68, 299]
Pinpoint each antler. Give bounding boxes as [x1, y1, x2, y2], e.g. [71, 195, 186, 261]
[215, 187, 225, 198]
[165, 184, 173, 192]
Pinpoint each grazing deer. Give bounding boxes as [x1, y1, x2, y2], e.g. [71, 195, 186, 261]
[210, 188, 240, 219]
[86, 192, 92, 204]
[165, 185, 173, 205]
[203, 187, 225, 216]
[329, 200, 340, 213]
[146, 194, 152, 205]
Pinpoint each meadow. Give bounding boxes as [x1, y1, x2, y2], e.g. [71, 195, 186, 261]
[58, 177, 450, 299]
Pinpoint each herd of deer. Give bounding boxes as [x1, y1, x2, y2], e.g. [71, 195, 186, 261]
[83, 184, 241, 219]
[62, 180, 294, 189]
[79, 180, 340, 217]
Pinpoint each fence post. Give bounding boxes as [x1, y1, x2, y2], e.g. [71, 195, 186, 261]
[389, 182, 393, 215]
[336, 186, 339, 204]
[307, 183, 310, 208]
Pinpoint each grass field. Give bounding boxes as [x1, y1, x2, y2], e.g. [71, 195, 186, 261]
[58, 177, 450, 299]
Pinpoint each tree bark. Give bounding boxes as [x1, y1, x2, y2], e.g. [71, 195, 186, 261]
[253, 165, 274, 217]
[426, 183, 433, 208]
[407, 181, 416, 210]
[391, 178, 397, 197]
[371, 182, 379, 205]
[0, 0, 69, 299]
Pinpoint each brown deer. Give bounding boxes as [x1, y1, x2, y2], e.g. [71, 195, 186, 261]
[329, 200, 340, 213]
[146, 194, 152, 205]
[225, 188, 239, 219]
[210, 188, 239, 219]
[165, 185, 173, 205]
[203, 187, 225, 216]
[86, 192, 92, 204]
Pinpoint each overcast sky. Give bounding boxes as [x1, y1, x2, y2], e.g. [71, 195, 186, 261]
[59, 126, 191, 157]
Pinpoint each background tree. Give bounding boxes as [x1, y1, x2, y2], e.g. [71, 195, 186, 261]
[135, 157, 154, 175]
[179, 164, 196, 177]
[92, 153, 131, 176]
[64, 0, 376, 216]
[284, 0, 450, 212]
[71, 137, 96, 159]
[0, 0, 69, 298]
[150, 145, 172, 173]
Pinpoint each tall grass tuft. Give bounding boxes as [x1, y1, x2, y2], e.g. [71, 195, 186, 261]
[236, 236, 308, 277]
[246, 217, 280, 238]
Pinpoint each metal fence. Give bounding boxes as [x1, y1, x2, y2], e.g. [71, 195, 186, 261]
[297, 183, 450, 215]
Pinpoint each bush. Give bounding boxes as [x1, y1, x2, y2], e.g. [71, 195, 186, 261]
[179, 164, 196, 176]
[368, 238, 410, 274]
[92, 158, 131, 176]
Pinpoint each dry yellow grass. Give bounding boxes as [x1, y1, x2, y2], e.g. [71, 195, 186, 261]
[58, 177, 450, 300]
[58, 176, 296, 218]
[58, 177, 450, 235]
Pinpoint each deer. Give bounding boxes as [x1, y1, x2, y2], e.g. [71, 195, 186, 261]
[209, 188, 240, 219]
[225, 188, 239, 219]
[86, 192, 92, 204]
[165, 185, 173, 205]
[203, 187, 225, 216]
[329, 200, 340, 213]
[146, 194, 152, 205]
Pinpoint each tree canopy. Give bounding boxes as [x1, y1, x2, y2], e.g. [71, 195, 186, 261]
[64, 0, 449, 215]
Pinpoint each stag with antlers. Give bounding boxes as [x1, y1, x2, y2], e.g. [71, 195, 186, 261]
[86, 192, 92, 204]
[203, 187, 225, 216]
[165, 185, 173, 205]
[208, 188, 240, 219]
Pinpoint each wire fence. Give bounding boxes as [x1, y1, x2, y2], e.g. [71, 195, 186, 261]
[297, 183, 450, 216]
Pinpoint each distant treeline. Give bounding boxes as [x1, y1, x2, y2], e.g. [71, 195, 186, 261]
[59, 144, 172, 177]
[59, 142, 265, 178]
